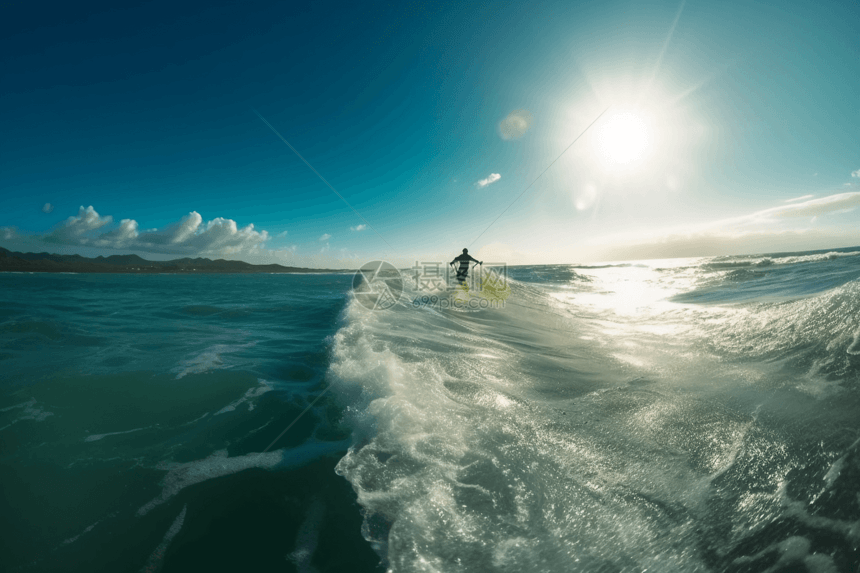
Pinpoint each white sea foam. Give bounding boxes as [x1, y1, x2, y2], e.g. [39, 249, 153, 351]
[171, 342, 256, 379]
[140, 504, 187, 573]
[0, 399, 37, 412]
[772, 250, 860, 265]
[85, 426, 152, 442]
[0, 398, 54, 431]
[61, 521, 100, 546]
[288, 497, 325, 573]
[214, 379, 273, 415]
[137, 440, 348, 516]
[708, 249, 860, 268]
[846, 327, 860, 355]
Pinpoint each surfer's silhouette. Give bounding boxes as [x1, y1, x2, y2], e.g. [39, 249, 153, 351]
[450, 248, 482, 286]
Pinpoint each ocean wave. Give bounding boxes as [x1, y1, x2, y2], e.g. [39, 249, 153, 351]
[330, 252, 860, 571]
[328, 286, 704, 569]
[699, 280, 860, 389]
[703, 249, 860, 270]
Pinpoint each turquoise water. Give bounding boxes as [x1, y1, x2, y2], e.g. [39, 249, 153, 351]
[0, 273, 377, 572]
[3, 249, 860, 572]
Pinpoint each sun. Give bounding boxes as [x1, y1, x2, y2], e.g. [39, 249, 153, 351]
[594, 112, 651, 167]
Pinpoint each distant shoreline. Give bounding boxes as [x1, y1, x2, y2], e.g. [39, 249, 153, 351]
[0, 247, 351, 274]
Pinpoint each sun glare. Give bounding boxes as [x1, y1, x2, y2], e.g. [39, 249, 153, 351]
[594, 112, 650, 167]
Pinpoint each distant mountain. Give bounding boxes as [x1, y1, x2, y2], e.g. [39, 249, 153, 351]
[0, 248, 347, 274]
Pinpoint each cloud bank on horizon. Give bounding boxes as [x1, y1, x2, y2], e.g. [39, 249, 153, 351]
[4, 206, 269, 258]
[578, 191, 860, 262]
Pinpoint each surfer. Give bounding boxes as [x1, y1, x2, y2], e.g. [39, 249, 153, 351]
[450, 248, 482, 286]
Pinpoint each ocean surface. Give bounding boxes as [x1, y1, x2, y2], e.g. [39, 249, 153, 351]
[2, 247, 860, 572]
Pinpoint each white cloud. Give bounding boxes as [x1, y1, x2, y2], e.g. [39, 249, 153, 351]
[96, 219, 139, 247]
[589, 191, 860, 261]
[760, 192, 860, 219]
[163, 211, 202, 244]
[277, 230, 288, 238]
[852, 169, 860, 178]
[187, 217, 267, 253]
[42, 203, 54, 214]
[24, 206, 269, 256]
[476, 173, 501, 188]
[319, 233, 331, 241]
[45, 205, 113, 244]
[784, 194, 814, 203]
[350, 224, 366, 232]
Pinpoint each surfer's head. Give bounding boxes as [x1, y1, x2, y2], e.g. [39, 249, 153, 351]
[462, 248, 468, 254]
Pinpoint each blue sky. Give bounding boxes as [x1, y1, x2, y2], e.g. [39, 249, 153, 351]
[2, 0, 858, 267]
